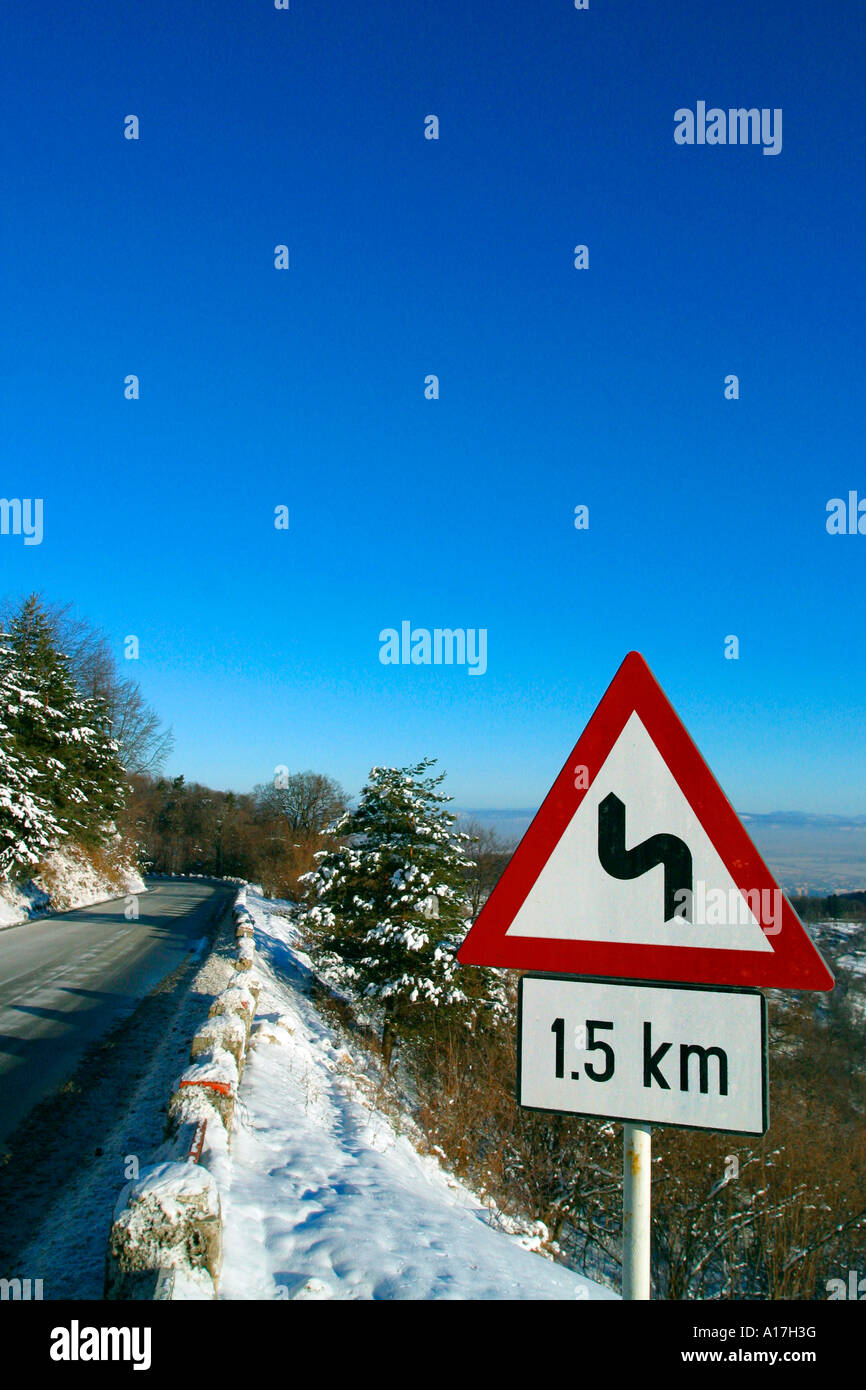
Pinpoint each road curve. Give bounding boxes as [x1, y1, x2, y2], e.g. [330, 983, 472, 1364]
[0, 879, 233, 1145]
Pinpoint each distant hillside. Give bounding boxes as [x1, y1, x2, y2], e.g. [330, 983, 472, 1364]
[738, 811, 866, 829]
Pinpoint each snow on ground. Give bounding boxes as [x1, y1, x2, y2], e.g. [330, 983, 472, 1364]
[813, 920, 865, 939]
[0, 877, 50, 927]
[218, 894, 616, 1302]
[0, 842, 145, 927]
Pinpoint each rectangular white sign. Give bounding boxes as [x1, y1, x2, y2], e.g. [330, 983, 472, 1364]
[518, 975, 768, 1134]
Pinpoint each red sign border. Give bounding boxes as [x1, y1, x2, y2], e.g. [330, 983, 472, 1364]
[457, 652, 834, 990]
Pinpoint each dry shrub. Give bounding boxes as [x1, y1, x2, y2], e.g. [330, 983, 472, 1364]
[410, 1009, 621, 1272]
[258, 834, 324, 901]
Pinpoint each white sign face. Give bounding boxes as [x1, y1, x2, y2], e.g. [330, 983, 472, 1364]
[518, 976, 767, 1134]
[506, 712, 771, 953]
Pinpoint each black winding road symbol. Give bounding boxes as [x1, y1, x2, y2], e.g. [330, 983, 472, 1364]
[597, 792, 693, 922]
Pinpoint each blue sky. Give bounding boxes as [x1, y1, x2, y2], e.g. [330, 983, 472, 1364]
[1, 0, 864, 813]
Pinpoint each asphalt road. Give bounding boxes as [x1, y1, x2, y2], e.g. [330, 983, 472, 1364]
[0, 879, 233, 1145]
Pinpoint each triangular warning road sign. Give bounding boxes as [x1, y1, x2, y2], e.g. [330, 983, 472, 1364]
[458, 652, 834, 990]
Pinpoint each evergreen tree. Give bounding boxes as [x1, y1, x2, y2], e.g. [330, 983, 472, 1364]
[2, 595, 126, 847]
[0, 643, 64, 878]
[302, 758, 505, 1066]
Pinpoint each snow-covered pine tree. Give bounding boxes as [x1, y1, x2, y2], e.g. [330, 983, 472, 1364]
[0, 642, 64, 879]
[302, 758, 506, 1066]
[2, 596, 127, 847]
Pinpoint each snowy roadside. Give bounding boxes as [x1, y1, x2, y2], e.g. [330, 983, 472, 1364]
[216, 893, 617, 1301]
[0, 844, 145, 928]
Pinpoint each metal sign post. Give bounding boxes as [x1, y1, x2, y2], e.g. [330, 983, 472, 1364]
[622, 1122, 651, 1300]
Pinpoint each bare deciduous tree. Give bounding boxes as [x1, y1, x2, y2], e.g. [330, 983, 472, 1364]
[254, 772, 347, 837]
[1, 593, 174, 775]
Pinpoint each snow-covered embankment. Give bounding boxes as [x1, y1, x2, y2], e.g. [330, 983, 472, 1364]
[216, 894, 616, 1301]
[0, 843, 145, 928]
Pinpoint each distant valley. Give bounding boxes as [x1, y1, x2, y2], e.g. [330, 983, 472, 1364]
[458, 809, 866, 895]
